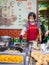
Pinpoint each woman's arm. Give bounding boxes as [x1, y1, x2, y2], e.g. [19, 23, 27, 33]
[20, 27, 27, 36]
[38, 28, 42, 42]
[20, 22, 28, 36]
[37, 22, 42, 42]
[19, 27, 27, 42]
[19, 22, 28, 42]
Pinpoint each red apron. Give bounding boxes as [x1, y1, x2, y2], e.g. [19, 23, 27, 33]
[27, 21, 39, 42]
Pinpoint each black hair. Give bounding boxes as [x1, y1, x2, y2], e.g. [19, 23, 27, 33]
[28, 12, 36, 20]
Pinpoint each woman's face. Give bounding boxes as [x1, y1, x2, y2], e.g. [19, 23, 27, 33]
[28, 16, 34, 22]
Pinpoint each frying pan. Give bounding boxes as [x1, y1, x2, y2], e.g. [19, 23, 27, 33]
[0, 47, 8, 52]
[0, 46, 23, 52]
[9, 46, 23, 52]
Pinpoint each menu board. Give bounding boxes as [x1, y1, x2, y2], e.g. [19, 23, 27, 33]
[0, 0, 37, 29]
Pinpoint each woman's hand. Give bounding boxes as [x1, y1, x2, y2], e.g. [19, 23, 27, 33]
[19, 35, 23, 42]
[45, 30, 49, 37]
[39, 38, 42, 43]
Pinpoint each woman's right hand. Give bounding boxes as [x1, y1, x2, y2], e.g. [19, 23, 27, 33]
[19, 35, 23, 42]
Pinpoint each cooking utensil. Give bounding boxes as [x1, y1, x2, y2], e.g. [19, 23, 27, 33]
[8, 46, 23, 52]
[0, 36, 12, 42]
[0, 46, 23, 52]
[0, 47, 8, 52]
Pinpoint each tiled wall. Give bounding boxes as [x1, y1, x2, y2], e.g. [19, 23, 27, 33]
[0, 29, 27, 38]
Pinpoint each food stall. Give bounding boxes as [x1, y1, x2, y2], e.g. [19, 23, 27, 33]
[0, 0, 49, 65]
[0, 36, 49, 65]
[0, 36, 29, 65]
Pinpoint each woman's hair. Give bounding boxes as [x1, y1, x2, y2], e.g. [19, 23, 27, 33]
[28, 12, 36, 19]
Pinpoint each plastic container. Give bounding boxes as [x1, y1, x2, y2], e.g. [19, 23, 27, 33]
[14, 38, 20, 45]
[0, 52, 26, 65]
[22, 39, 27, 44]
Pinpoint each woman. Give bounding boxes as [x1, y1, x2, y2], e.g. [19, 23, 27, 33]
[20, 12, 42, 44]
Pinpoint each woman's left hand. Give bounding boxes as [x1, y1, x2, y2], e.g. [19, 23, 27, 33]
[45, 30, 49, 37]
[39, 38, 42, 43]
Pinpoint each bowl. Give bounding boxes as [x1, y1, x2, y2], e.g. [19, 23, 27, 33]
[0, 36, 12, 42]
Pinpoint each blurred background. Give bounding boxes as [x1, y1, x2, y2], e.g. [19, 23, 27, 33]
[38, 0, 49, 31]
